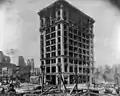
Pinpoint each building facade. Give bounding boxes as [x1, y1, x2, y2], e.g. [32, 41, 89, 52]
[18, 56, 26, 67]
[38, 0, 95, 85]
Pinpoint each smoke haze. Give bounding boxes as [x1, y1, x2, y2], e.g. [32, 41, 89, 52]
[109, 0, 120, 10]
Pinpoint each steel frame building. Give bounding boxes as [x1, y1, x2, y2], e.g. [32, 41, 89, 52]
[38, 0, 95, 85]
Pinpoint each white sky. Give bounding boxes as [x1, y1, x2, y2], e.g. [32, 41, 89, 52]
[0, 0, 120, 67]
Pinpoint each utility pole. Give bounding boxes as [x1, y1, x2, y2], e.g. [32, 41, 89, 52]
[57, 63, 61, 91]
[38, 71, 41, 85]
[57, 63, 67, 92]
[75, 65, 78, 93]
[86, 68, 90, 96]
[40, 64, 45, 93]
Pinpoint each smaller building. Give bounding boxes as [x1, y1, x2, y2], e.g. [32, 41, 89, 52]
[31, 68, 40, 76]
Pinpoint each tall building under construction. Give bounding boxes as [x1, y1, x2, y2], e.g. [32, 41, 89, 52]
[38, 0, 95, 85]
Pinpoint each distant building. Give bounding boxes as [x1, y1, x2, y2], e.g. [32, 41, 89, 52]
[0, 51, 30, 82]
[27, 59, 31, 66]
[27, 58, 35, 72]
[27, 59, 32, 74]
[0, 51, 17, 76]
[0, 51, 10, 64]
[18, 56, 26, 67]
[0, 63, 17, 80]
[2, 67, 13, 77]
[38, 0, 95, 85]
[3, 56, 11, 63]
[30, 58, 35, 71]
[0, 51, 11, 64]
[0, 51, 4, 63]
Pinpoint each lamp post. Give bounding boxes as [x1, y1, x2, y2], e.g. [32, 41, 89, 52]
[40, 64, 45, 93]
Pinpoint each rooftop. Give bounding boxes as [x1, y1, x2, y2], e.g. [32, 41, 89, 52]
[38, 0, 94, 21]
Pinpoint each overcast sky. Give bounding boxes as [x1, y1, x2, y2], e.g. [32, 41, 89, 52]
[0, 0, 120, 67]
